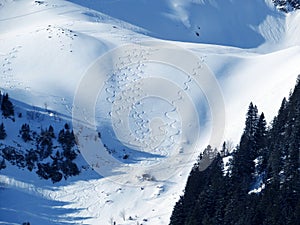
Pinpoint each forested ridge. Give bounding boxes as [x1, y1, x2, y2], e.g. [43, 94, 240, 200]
[0, 91, 80, 183]
[170, 76, 300, 225]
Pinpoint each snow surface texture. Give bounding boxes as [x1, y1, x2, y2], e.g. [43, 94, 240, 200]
[1, 0, 300, 224]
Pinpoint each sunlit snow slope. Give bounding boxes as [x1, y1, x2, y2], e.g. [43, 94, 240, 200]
[1, 0, 300, 224]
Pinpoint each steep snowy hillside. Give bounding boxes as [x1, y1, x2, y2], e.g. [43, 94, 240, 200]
[69, 0, 287, 48]
[1, 0, 300, 224]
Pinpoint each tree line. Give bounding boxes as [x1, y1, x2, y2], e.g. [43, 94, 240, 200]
[170, 75, 300, 225]
[0, 92, 80, 183]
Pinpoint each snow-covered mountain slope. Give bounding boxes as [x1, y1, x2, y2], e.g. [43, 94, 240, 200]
[1, 0, 300, 224]
[68, 0, 295, 48]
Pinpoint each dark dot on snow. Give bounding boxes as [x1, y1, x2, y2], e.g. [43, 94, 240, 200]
[48, 36, 52, 38]
[113, 26, 117, 28]
[195, 32, 200, 36]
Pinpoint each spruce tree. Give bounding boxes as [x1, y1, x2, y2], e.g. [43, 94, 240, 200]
[0, 158, 6, 170]
[254, 113, 268, 174]
[0, 122, 7, 139]
[37, 128, 54, 159]
[231, 103, 260, 192]
[20, 124, 32, 142]
[1, 93, 14, 118]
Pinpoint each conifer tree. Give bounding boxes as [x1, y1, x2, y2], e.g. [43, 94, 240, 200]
[0, 158, 6, 170]
[20, 124, 32, 142]
[170, 77, 300, 224]
[1, 93, 14, 118]
[0, 122, 7, 139]
[231, 103, 260, 192]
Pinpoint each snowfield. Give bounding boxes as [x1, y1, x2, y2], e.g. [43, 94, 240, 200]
[1, 0, 300, 224]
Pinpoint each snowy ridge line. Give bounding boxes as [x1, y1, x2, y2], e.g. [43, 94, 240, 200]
[0, 175, 53, 199]
[0, 206, 57, 225]
[0, 221, 19, 225]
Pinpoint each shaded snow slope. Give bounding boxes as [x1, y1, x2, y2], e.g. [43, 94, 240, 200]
[69, 0, 287, 48]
